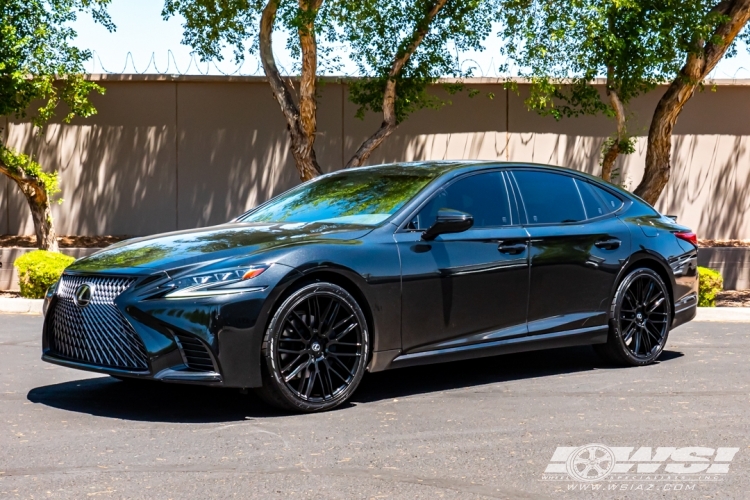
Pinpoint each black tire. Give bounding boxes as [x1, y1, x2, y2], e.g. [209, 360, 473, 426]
[255, 282, 370, 412]
[595, 268, 671, 366]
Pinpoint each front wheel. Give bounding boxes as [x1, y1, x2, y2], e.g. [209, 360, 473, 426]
[594, 268, 671, 366]
[256, 282, 370, 412]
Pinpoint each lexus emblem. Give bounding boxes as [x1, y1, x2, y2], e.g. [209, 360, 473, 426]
[74, 283, 95, 307]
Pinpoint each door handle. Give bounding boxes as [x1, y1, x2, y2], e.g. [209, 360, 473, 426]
[498, 242, 527, 255]
[595, 238, 621, 250]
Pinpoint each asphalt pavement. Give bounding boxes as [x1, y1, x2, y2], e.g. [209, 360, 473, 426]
[1, 314, 749, 499]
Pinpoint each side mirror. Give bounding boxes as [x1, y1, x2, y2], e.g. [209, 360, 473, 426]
[421, 209, 474, 241]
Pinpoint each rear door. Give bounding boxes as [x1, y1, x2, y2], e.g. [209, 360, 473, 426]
[509, 169, 631, 336]
[396, 171, 530, 354]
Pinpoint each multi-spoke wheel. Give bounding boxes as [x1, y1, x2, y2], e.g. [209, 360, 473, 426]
[594, 268, 671, 366]
[257, 282, 369, 412]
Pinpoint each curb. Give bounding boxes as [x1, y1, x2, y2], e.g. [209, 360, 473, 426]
[694, 307, 750, 322]
[0, 298, 43, 314]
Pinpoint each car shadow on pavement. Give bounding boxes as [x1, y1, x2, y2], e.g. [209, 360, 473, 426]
[353, 346, 683, 404]
[27, 376, 284, 423]
[27, 346, 683, 423]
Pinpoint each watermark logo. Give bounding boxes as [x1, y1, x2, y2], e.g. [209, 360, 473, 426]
[542, 444, 739, 491]
[565, 444, 616, 482]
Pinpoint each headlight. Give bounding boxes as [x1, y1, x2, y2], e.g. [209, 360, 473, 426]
[164, 265, 268, 299]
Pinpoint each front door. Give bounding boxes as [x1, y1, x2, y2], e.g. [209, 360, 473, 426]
[396, 171, 530, 354]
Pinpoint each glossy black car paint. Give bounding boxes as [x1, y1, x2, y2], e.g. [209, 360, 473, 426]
[41, 161, 698, 388]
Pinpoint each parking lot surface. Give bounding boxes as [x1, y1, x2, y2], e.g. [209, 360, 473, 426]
[1, 314, 748, 499]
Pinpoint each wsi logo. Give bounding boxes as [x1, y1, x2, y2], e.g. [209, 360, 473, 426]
[542, 444, 739, 482]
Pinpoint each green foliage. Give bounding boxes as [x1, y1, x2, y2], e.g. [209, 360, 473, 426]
[339, 0, 497, 123]
[698, 266, 723, 307]
[0, 0, 112, 197]
[499, 0, 722, 119]
[14, 250, 74, 299]
[599, 134, 635, 186]
[0, 0, 112, 127]
[601, 135, 636, 158]
[162, 0, 263, 64]
[0, 147, 61, 201]
[162, 0, 343, 72]
[164, 0, 497, 125]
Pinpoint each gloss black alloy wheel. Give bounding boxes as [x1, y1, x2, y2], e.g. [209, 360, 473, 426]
[257, 282, 369, 412]
[594, 268, 671, 366]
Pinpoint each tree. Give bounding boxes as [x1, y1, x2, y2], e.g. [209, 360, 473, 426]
[164, 0, 335, 180]
[0, 0, 113, 251]
[501, 0, 750, 204]
[260, 0, 326, 180]
[500, 0, 710, 184]
[635, 0, 750, 204]
[164, 0, 496, 178]
[339, 0, 496, 168]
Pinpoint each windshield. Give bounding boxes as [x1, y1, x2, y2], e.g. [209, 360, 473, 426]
[238, 165, 451, 226]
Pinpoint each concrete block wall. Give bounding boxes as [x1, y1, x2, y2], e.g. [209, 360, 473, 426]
[3, 75, 750, 240]
[698, 248, 750, 290]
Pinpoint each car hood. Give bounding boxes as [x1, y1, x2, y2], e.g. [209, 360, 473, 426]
[66, 222, 375, 275]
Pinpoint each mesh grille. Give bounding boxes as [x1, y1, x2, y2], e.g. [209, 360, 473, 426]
[174, 334, 216, 372]
[51, 275, 148, 371]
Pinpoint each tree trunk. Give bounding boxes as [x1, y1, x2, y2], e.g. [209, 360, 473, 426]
[346, 0, 449, 169]
[601, 75, 626, 183]
[345, 78, 399, 169]
[259, 0, 322, 181]
[298, 0, 323, 152]
[634, 0, 750, 205]
[0, 161, 59, 252]
[600, 141, 620, 184]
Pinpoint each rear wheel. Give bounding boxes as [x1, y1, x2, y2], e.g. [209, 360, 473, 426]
[594, 268, 671, 366]
[256, 282, 370, 412]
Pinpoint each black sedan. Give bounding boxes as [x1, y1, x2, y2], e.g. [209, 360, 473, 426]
[42, 161, 699, 412]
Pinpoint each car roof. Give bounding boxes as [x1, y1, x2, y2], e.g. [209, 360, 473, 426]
[345, 160, 609, 184]
[346, 160, 589, 176]
[343, 160, 644, 207]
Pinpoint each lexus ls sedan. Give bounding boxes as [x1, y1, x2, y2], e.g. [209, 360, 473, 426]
[42, 161, 699, 412]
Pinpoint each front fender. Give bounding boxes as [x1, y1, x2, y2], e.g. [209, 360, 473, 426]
[268, 232, 402, 353]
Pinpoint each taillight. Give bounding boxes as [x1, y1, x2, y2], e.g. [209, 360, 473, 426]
[674, 231, 698, 246]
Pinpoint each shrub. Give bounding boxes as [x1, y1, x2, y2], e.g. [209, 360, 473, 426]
[698, 266, 723, 307]
[14, 250, 74, 299]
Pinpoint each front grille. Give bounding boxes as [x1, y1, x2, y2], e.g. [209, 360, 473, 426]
[51, 275, 148, 371]
[174, 334, 216, 372]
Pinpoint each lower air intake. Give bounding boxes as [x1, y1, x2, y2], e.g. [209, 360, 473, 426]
[174, 334, 216, 372]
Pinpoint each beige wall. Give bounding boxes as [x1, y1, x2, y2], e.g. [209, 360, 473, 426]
[4, 75, 750, 239]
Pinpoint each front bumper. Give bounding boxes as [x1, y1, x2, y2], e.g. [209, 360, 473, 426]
[41, 354, 224, 383]
[42, 266, 299, 387]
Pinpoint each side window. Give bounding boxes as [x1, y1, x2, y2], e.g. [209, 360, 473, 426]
[591, 184, 624, 213]
[576, 180, 610, 219]
[512, 170, 586, 224]
[411, 172, 512, 230]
